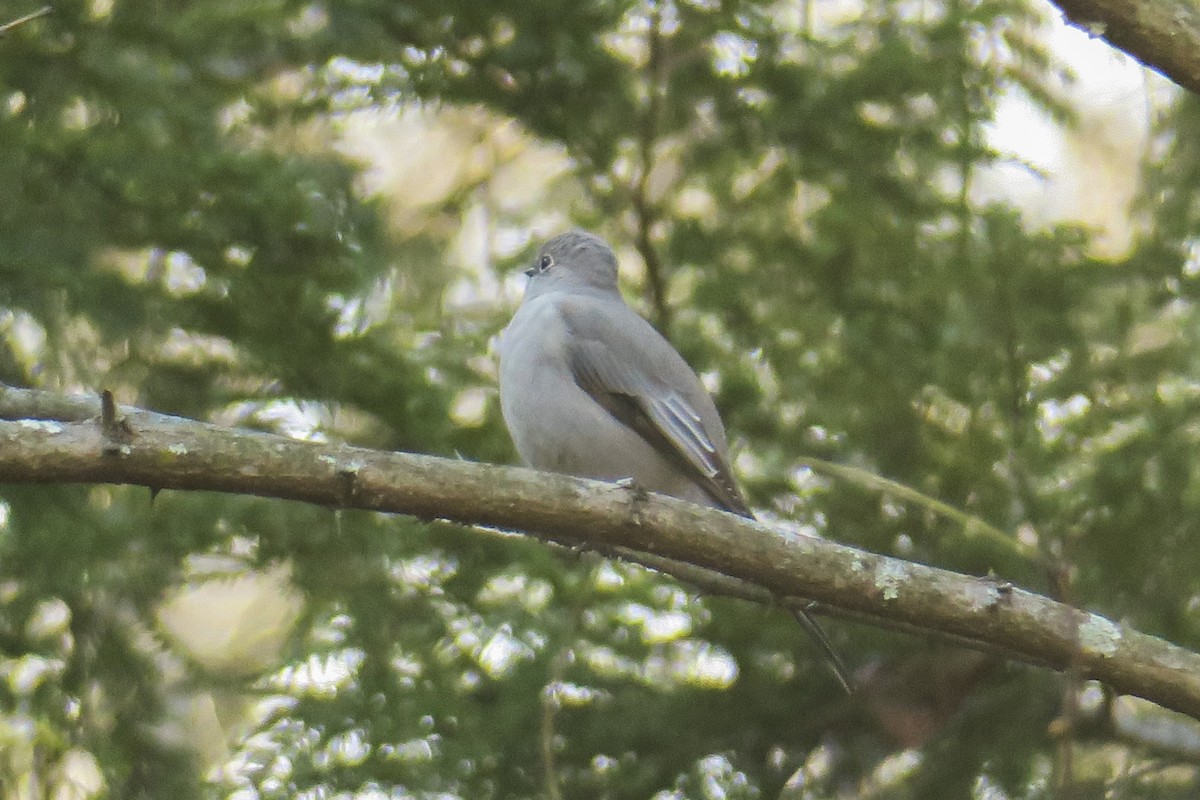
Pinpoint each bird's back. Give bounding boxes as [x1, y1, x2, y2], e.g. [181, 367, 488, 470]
[499, 289, 741, 511]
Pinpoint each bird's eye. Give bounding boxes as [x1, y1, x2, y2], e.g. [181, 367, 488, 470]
[538, 255, 553, 272]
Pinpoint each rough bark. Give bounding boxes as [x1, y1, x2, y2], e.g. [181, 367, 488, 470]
[1049, 0, 1200, 95]
[3, 384, 1200, 719]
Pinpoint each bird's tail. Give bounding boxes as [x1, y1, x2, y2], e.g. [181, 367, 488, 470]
[792, 605, 853, 695]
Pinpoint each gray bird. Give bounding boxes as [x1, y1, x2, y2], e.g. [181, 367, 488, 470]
[498, 230, 850, 694]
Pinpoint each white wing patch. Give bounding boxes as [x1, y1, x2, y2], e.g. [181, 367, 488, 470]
[560, 298, 750, 515]
[650, 395, 720, 478]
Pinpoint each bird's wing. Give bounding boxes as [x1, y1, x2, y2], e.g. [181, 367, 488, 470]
[560, 297, 852, 694]
[561, 300, 751, 516]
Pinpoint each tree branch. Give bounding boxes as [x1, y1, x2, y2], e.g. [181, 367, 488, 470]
[1048, 0, 1200, 96]
[3, 385, 1200, 719]
[0, 5, 51, 36]
[632, 0, 671, 331]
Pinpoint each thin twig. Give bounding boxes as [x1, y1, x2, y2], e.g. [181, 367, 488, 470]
[0, 6, 51, 35]
[539, 647, 568, 800]
[795, 456, 1025, 558]
[632, 2, 671, 331]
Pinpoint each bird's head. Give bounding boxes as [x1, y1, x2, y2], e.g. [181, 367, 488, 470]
[524, 230, 620, 297]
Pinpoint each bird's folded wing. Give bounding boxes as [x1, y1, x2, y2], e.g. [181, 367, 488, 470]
[566, 329, 750, 516]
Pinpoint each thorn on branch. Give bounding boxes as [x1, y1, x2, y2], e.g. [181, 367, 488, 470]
[320, 454, 364, 508]
[615, 477, 650, 526]
[335, 463, 361, 507]
[99, 389, 133, 456]
[992, 580, 1014, 608]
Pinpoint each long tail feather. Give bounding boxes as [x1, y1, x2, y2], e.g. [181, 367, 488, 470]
[792, 605, 853, 696]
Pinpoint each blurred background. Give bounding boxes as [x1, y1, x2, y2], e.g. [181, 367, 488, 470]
[2, 0, 1199, 797]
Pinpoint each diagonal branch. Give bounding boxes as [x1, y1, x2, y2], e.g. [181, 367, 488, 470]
[3, 384, 1200, 718]
[0, 5, 51, 35]
[1048, 0, 1200, 96]
[632, 1, 671, 331]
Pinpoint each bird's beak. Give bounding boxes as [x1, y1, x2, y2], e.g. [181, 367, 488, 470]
[523, 267, 536, 277]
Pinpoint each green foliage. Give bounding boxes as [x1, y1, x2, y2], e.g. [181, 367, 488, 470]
[2, 0, 1199, 797]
